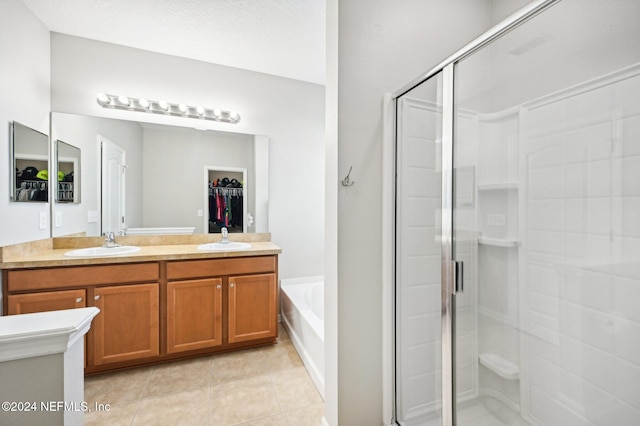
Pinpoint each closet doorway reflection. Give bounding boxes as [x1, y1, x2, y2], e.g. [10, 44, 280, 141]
[205, 166, 247, 234]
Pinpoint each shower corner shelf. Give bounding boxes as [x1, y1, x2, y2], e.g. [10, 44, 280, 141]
[479, 353, 520, 380]
[478, 236, 519, 248]
[477, 182, 519, 191]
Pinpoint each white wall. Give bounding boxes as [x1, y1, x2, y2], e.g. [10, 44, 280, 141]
[50, 33, 325, 280]
[0, 0, 50, 246]
[331, 1, 496, 424]
[141, 126, 254, 233]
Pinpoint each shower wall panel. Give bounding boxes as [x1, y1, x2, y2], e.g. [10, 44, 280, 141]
[519, 66, 640, 425]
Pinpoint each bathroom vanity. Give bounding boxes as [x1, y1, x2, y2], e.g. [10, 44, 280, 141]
[0, 235, 280, 374]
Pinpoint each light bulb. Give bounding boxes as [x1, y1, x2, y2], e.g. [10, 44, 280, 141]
[178, 104, 188, 114]
[118, 95, 130, 106]
[158, 100, 169, 111]
[96, 93, 110, 105]
[229, 111, 239, 120]
[196, 106, 205, 116]
[213, 108, 222, 118]
[139, 98, 150, 109]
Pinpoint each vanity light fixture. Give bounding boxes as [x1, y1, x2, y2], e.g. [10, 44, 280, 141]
[117, 95, 131, 106]
[95, 93, 241, 124]
[97, 93, 110, 106]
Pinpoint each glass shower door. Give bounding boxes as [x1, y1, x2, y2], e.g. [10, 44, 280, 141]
[453, 0, 640, 424]
[395, 72, 444, 426]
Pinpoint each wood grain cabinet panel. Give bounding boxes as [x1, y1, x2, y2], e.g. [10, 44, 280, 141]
[7, 289, 86, 315]
[167, 278, 223, 353]
[92, 283, 159, 365]
[228, 274, 277, 343]
[7, 263, 158, 291]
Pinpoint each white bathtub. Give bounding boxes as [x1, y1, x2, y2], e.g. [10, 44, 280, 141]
[280, 276, 324, 399]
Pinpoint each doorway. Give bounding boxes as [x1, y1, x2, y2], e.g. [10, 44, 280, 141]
[100, 136, 126, 235]
[204, 166, 247, 234]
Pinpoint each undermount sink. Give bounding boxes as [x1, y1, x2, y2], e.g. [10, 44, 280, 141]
[197, 242, 252, 251]
[64, 246, 141, 257]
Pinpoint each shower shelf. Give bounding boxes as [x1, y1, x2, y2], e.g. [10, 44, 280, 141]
[478, 236, 519, 247]
[477, 182, 519, 191]
[479, 353, 519, 380]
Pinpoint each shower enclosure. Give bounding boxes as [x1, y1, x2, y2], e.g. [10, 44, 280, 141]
[393, 0, 640, 425]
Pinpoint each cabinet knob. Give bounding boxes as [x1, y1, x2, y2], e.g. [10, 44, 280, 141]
[216, 284, 222, 289]
[94, 295, 101, 301]
[229, 283, 235, 288]
[76, 297, 83, 303]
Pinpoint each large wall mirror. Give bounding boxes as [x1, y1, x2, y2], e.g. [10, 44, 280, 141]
[10, 121, 49, 202]
[50, 112, 269, 237]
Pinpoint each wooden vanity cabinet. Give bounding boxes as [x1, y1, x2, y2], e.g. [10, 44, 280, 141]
[166, 278, 223, 353]
[228, 274, 277, 343]
[166, 255, 278, 348]
[2, 254, 278, 373]
[3, 262, 161, 371]
[92, 283, 160, 365]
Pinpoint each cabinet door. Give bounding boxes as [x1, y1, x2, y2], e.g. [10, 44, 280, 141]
[92, 283, 159, 365]
[167, 278, 223, 353]
[228, 274, 277, 343]
[7, 289, 86, 315]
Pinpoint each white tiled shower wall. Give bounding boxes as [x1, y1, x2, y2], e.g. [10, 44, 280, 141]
[518, 66, 640, 425]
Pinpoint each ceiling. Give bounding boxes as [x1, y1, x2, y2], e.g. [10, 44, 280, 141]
[21, 0, 326, 85]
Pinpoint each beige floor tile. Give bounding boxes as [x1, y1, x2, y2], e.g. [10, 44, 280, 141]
[143, 356, 211, 397]
[84, 400, 138, 426]
[85, 366, 153, 407]
[260, 341, 302, 371]
[277, 324, 290, 342]
[132, 386, 210, 425]
[211, 347, 269, 384]
[271, 367, 322, 412]
[82, 322, 322, 426]
[210, 375, 280, 425]
[240, 414, 287, 425]
[282, 403, 324, 426]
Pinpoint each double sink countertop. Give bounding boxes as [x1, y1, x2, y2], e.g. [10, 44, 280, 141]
[0, 233, 281, 269]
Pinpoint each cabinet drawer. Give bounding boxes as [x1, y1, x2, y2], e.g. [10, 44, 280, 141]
[167, 256, 276, 280]
[7, 289, 87, 315]
[7, 262, 159, 292]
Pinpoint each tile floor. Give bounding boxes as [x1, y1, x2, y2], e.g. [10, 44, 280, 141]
[84, 324, 324, 425]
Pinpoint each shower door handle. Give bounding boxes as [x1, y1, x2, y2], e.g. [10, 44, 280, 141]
[452, 260, 464, 294]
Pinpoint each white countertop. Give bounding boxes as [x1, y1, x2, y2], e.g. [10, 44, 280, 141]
[0, 307, 100, 362]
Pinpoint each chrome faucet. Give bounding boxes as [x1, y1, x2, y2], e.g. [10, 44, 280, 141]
[103, 232, 121, 248]
[220, 227, 229, 244]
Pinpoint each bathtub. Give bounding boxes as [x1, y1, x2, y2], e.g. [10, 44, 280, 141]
[280, 276, 324, 399]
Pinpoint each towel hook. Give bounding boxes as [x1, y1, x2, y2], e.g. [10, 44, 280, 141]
[341, 166, 355, 187]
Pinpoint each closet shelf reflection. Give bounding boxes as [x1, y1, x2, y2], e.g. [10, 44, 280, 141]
[208, 187, 243, 196]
